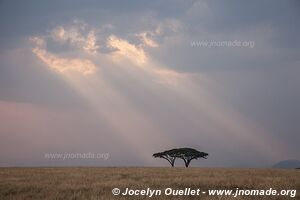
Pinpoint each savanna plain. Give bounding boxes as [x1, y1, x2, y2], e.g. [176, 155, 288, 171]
[0, 167, 299, 200]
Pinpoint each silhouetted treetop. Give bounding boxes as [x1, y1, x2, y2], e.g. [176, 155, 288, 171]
[153, 147, 208, 167]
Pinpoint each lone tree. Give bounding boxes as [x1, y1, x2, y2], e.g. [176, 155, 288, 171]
[153, 148, 208, 167]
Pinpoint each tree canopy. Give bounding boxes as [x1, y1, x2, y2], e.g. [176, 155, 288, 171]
[153, 148, 208, 167]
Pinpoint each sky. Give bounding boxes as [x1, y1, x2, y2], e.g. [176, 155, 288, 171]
[0, 0, 299, 168]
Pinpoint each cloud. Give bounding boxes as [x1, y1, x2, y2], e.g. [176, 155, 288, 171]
[83, 30, 99, 55]
[137, 32, 159, 48]
[30, 21, 185, 86]
[32, 47, 96, 75]
[51, 21, 99, 55]
[105, 34, 186, 86]
[31, 21, 99, 75]
[30, 36, 46, 47]
[107, 35, 148, 65]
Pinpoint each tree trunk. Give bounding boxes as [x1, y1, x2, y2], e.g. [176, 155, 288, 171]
[183, 158, 189, 167]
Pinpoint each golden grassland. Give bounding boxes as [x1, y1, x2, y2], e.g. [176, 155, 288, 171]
[0, 167, 299, 200]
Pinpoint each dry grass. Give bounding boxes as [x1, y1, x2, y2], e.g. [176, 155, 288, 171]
[0, 167, 299, 200]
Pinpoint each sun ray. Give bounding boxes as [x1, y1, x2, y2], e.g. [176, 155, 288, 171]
[32, 47, 175, 164]
[32, 30, 288, 165]
[104, 38, 287, 161]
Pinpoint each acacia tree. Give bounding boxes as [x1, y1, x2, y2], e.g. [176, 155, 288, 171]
[153, 149, 177, 167]
[153, 148, 208, 167]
